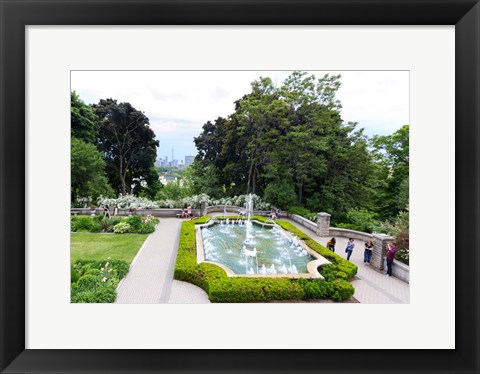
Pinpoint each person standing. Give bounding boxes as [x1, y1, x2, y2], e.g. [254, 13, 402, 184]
[326, 237, 336, 252]
[385, 242, 398, 276]
[345, 238, 355, 261]
[103, 204, 110, 219]
[364, 240, 374, 264]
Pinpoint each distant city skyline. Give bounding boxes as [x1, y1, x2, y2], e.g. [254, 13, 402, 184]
[71, 70, 409, 161]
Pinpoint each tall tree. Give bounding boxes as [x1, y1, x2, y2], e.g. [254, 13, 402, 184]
[71, 138, 114, 202]
[71, 91, 99, 144]
[93, 99, 159, 195]
[370, 124, 409, 218]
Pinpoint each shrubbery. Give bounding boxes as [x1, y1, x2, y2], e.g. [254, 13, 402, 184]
[74, 193, 272, 210]
[287, 207, 317, 222]
[336, 208, 382, 234]
[71, 258, 130, 303]
[174, 218, 356, 302]
[71, 214, 159, 234]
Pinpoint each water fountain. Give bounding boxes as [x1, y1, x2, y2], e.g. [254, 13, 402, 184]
[199, 193, 320, 276]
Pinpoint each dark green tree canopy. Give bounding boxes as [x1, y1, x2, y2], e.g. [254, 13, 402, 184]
[93, 98, 159, 195]
[71, 91, 99, 144]
[192, 71, 379, 218]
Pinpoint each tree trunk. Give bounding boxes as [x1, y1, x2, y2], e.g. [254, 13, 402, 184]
[119, 156, 126, 194]
[297, 178, 303, 205]
[247, 157, 254, 194]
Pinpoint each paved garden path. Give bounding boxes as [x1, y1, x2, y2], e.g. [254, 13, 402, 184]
[115, 218, 210, 304]
[284, 218, 410, 304]
[116, 216, 408, 304]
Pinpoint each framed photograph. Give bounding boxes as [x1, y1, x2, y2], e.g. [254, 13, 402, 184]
[1, 0, 478, 373]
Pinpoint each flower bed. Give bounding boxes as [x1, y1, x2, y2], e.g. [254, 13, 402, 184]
[71, 258, 129, 303]
[71, 214, 158, 234]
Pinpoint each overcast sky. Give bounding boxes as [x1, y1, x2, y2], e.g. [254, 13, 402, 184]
[71, 70, 409, 162]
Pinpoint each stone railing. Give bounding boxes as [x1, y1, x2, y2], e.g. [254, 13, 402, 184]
[286, 212, 409, 281]
[70, 208, 201, 218]
[287, 213, 317, 232]
[384, 258, 410, 283]
[328, 227, 373, 242]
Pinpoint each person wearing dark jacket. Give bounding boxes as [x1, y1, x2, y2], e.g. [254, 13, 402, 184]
[364, 240, 374, 264]
[385, 242, 398, 276]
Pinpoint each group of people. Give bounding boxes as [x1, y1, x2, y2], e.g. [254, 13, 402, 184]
[269, 208, 280, 220]
[325, 237, 398, 276]
[181, 206, 195, 219]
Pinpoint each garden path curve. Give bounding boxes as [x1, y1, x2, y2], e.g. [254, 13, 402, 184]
[284, 218, 410, 304]
[115, 218, 210, 304]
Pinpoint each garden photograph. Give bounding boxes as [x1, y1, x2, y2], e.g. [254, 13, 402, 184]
[70, 70, 409, 304]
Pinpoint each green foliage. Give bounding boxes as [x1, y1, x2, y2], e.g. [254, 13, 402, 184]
[380, 208, 409, 265]
[71, 216, 94, 232]
[331, 279, 355, 301]
[71, 91, 99, 144]
[288, 206, 317, 222]
[70, 259, 129, 303]
[370, 124, 409, 219]
[174, 219, 357, 302]
[336, 207, 381, 234]
[71, 138, 114, 202]
[137, 222, 156, 234]
[263, 181, 297, 210]
[127, 214, 143, 231]
[93, 98, 159, 196]
[113, 222, 131, 234]
[191, 72, 385, 220]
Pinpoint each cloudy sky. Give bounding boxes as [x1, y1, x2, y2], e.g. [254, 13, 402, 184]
[71, 70, 409, 163]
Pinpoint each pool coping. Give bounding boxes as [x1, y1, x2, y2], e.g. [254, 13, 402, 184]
[196, 219, 330, 280]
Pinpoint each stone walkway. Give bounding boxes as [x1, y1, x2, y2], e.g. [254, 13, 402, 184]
[284, 219, 410, 304]
[116, 217, 409, 304]
[116, 218, 210, 304]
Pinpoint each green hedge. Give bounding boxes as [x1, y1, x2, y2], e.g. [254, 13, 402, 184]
[174, 218, 356, 302]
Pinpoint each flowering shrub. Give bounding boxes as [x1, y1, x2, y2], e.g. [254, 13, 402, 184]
[75, 193, 271, 211]
[97, 194, 160, 209]
[73, 196, 93, 208]
[210, 194, 270, 210]
[71, 258, 130, 303]
[142, 214, 156, 223]
[113, 222, 131, 234]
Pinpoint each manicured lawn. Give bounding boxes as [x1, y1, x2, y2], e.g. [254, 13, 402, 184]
[71, 233, 149, 264]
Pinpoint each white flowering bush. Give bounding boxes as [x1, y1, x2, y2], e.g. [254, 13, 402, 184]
[97, 194, 159, 209]
[210, 194, 270, 210]
[73, 196, 93, 208]
[77, 193, 270, 211]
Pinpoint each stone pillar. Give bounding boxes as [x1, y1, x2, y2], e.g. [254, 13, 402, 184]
[200, 200, 208, 217]
[316, 212, 331, 237]
[371, 233, 394, 270]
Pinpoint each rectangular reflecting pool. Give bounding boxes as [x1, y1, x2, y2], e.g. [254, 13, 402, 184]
[199, 220, 317, 275]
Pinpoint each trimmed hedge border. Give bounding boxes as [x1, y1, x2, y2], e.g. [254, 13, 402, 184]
[173, 217, 357, 302]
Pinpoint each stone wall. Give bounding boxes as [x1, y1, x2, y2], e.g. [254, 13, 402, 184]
[328, 227, 373, 242]
[384, 258, 410, 283]
[288, 213, 317, 232]
[285, 213, 409, 281]
[70, 208, 200, 218]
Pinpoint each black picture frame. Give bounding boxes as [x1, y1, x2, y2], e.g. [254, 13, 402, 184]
[1, 0, 478, 373]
